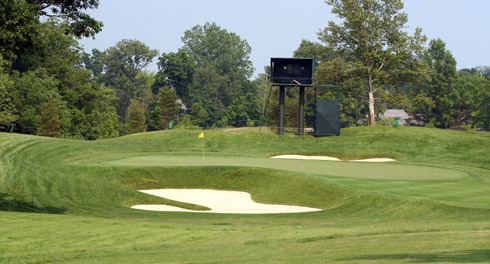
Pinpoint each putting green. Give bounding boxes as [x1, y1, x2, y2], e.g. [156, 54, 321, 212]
[101, 154, 466, 180]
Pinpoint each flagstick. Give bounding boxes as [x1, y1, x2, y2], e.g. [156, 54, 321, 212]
[202, 138, 205, 160]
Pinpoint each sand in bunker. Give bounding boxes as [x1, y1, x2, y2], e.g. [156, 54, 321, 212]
[131, 189, 322, 214]
[271, 155, 396, 162]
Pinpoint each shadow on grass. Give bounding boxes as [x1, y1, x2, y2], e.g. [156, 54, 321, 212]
[339, 249, 490, 263]
[0, 193, 65, 214]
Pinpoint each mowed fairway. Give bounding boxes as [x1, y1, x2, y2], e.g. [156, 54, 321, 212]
[1, 126, 490, 263]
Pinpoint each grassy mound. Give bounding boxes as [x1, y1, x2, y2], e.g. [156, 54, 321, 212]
[0, 126, 489, 263]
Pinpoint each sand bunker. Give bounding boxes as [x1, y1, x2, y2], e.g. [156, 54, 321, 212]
[131, 189, 322, 214]
[271, 155, 396, 162]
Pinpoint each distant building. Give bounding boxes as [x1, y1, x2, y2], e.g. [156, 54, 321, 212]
[380, 109, 410, 125]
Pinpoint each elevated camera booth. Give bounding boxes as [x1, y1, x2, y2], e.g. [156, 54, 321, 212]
[270, 58, 340, 136]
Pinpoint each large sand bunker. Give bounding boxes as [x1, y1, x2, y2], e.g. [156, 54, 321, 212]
[132, 189, 322, 214]
[271, 155, 396, 162]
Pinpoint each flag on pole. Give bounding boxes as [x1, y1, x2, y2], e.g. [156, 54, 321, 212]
[198, 132, 205, 160]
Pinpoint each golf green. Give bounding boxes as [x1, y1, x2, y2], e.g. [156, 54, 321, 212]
[101, 154, 466, 180]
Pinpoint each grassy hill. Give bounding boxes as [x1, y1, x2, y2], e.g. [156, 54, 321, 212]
[1, 126, 489, 263]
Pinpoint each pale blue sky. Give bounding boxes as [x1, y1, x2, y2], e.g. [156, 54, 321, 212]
[79, 0, 490, 76]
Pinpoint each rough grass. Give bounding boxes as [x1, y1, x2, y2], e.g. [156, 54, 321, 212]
[0, 126, 489, 263]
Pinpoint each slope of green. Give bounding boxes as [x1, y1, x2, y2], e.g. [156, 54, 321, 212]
[0, 126, 489, 263]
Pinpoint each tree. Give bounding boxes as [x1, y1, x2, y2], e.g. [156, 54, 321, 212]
[27, 0, 102, 38]
[451, 70, 490, 131]
[152, 86, 179, 130]
[0, 57, 17, 130]
[182, 22, 253, 79]
[40, 97, 61, 137]
[190, 102, 208, 127]
[253, 72, 271, 124]
[0, 0, 102, 65]
[409, 39, 458, 128]
[0, 6, 122, 138]
[320, 0, 426, 126]
[104, 39, 158, 81]
[21, 20, 120, 138]
[81, 48, 105, 78]
[83, 84, 120, 138]
[178, 22, 258, 126]
[293, 39, 333, 66]
[472, 79, 490, 130]
[0, 0, 39, 63]
[19, 19, 83, 83]
[155, 49, 195, 105]
[102, 39, 158, 123]
[453, 71, 483, 128]
[188, 63, 228, 126]
[9, 20, 121, 138]
[10, 69, 60, 134]
[11, 19, 89, 109]
[127, 99, 146, 134]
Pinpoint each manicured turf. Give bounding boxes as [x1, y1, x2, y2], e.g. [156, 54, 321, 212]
[102, 154, 465, 180]
[1, 126, 489, 263]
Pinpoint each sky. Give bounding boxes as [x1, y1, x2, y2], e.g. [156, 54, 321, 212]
[79, 0, 490, 77]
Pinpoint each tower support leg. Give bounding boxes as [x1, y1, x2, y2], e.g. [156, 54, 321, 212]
[298, 86, 305, 135]
[279, 86, 285, 135]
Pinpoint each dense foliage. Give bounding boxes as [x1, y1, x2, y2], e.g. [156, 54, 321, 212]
[1, 0, 489, 138]
[291, 0, 489, 131]
[157, 22, 261, 127]
[320, 0, 426, 126]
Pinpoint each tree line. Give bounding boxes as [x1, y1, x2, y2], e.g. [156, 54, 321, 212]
[292, 0, 489, 130]
[1, 0, 489, 139]
[1, 0, 262, 138]
[272, 0, 489, 131]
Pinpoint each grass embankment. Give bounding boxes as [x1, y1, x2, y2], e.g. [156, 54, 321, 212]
[1, 126, 489, 263]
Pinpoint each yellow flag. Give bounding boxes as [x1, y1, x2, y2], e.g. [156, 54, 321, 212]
[198, 132, 204, 139]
